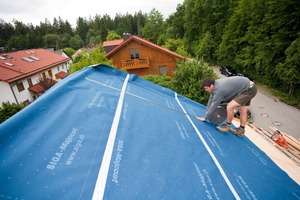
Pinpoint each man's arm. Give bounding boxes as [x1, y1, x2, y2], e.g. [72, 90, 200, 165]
[204, 92, 224, 121]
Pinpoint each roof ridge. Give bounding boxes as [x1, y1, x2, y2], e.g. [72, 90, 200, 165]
[106, 35, 185, 60]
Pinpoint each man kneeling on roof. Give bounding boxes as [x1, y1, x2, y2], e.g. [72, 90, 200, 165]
[197, 76, 257, 138]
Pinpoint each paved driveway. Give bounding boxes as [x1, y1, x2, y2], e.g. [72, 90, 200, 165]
[249, 87, 300, 141]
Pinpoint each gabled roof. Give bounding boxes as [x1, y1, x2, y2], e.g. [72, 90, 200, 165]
[0, 65, 299, 199]
[105, 36, 186, 61]
[103, 39, 124, 47]
[0, 49, 70, 83]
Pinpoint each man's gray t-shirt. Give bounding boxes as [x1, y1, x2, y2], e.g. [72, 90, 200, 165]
[205, 76, 250, 120]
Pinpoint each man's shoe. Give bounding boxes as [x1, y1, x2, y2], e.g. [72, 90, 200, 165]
[216, 123, 230, 133]
[230, 127, 245, 138]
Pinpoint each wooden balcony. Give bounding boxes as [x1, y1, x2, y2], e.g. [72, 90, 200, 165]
[121, 57, 150, 70]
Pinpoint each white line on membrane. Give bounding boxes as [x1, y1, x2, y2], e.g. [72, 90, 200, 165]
[174, 93, 241, 200]
[92, 74, 130, 200]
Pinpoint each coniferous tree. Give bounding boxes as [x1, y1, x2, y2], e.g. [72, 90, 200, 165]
[0, 20, 14, 47]
[217, 0, 250, 67]
[276, 37, 300, 97]
[142, 8, 164, 43]
[76, 17, 90, 45]
[165, 3, 185, 39]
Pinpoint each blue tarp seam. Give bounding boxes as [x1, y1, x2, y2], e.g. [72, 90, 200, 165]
[175, 92, 240, 199]
[88, 71, 241, 199]
[92, 73, 130, 199]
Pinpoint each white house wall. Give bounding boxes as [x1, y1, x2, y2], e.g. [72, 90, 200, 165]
[0, 81, 16, 104]
[1, 63, 69, 105]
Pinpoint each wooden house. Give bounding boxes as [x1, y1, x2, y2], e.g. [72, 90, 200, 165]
[104, 34, 186, 76]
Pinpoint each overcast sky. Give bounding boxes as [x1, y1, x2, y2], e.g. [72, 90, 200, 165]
[0, 0, 184, 27]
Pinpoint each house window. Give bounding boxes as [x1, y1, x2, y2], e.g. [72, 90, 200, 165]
[17, 82, 25, 92]
[42, 72, 46, 80]
[159, 66, 167, 75]
[27, 78, 33, 87]
[48, 70, 53, 78]
[130, 49, 140, 59]
[57, 66, 60, 71]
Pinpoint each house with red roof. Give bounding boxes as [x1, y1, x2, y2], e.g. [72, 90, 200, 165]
[0, 49, 71, 105]
[104, 34, 186, 77]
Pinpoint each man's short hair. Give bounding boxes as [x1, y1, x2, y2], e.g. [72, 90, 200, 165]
[201, 77, 215, 87]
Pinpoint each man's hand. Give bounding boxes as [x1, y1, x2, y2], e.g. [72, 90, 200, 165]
[196, 117, 206, 122]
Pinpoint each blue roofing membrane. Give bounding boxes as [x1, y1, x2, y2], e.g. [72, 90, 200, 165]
[0, 65, 299, 199]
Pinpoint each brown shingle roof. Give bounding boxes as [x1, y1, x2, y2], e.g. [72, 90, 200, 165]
[0, 49, 70, 83]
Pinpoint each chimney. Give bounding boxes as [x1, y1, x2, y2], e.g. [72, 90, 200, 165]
[123, 33, 131, 41]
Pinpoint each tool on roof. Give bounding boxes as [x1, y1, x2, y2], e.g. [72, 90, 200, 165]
[209, 106, 227, 125]
[271, 130, 289, 150]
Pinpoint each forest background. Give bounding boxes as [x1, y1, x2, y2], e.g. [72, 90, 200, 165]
[0, 0, 299, 108]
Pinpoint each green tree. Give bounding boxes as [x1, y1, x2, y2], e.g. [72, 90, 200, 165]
[63, 47, 76, 58]
[217, 0, 250, 67]
[86, 29, 101, 45]
[196, 31, 216, 63]
[69, 35, 84, 50]
[185, 0, 236, 59]
[143, 74, 174, 89]
[133, 11, 147, 36]
[13, 20, 29, 36]
[26, 24, 43, 49]
[76, 17, 90, 45]
[0, 102, 25, 123]
[60, 33, 72, 48]
[173, 59, 216, 104]
[7, 35, 28, 51]
[91, 14, 114, 42]
[157, 34, 167, 46]
[253, 0, 300, 86]
[233, 0, 266, 78]
[184, 0, 204, 53]
[142, 8, 164, 43]
[106, 31, 122, 41]
[0, 20, 14, 47]
[43, 33, 60, 49]
[163, 38, 189, 57]
[39, 18, 52, 35]
[165, 3, 185, 39]
[70, 45, 112, 73]
[276, 37, 300, 97]
[59, 18, 73, 36]
[114, 13, 133, 35]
